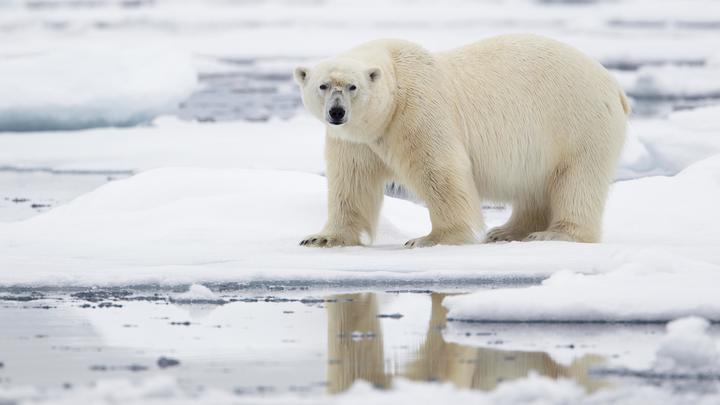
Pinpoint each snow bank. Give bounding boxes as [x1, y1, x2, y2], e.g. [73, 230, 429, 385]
[605, 154, 720, 244]
[0, 45, 197, 132]
[443, 259, 720, 323]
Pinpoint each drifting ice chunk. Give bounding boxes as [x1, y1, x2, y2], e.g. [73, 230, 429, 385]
[654, 317, 720, 372]
[175, 284, 217, 301]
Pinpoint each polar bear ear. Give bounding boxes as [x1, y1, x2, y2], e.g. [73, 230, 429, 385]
[294, 67, 309, 85]
[367, 67, 382, 82]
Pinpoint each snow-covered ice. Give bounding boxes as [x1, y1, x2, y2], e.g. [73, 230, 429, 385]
[442, 259, 720, 323]
[0, 116, 324, 173]
[1, 152, 719, 292]
[620, 107, 720, 179]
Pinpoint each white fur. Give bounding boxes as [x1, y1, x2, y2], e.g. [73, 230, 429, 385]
[295, 34, 629, 248]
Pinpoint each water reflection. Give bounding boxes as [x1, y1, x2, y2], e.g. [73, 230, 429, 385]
[326, 292, 606, 394]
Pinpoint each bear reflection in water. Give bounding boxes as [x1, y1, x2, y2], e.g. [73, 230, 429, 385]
[326, 293, 607, 394]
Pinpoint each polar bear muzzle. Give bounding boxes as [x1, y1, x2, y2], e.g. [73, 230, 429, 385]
[326, 92, 349, 125]
[328, 106, 346, 125]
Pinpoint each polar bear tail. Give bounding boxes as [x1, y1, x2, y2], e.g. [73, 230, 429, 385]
[619, 90, 631, 116]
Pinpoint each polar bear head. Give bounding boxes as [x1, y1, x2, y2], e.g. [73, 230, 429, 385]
[294, 58, 391, 140]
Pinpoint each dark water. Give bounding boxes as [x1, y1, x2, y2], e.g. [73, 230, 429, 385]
[178, 57, 304, 123]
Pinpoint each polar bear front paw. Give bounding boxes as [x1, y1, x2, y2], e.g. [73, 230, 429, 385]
[404, 236, 439, 249]
[404, 231, 475, 248]
[485, 226, 522, 243]
[524, 231, 574, 242]
[299, 233, 359, 248]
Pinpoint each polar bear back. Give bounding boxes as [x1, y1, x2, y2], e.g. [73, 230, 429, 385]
[363, 34, 628, 201]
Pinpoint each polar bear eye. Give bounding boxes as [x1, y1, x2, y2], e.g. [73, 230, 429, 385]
[319, 84, 328, 91]
[348, 84, 357, 91]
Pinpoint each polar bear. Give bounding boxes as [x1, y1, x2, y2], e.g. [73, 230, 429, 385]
[294, 34, 629, 248]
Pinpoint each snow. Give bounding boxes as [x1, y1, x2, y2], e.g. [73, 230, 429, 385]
[255, 376, 589, 405]
[2, 373, 720, 405]
[0, 44, 197, 132]
[605, 154, 720, 245]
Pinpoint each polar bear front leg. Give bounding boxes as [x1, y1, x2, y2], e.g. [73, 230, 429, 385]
[300, 136, 389, 248]
[402, 154, 483, 248]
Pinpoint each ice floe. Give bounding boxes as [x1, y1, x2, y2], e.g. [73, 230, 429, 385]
[0, 45, 196, 132]
[0, 154, 719, 290]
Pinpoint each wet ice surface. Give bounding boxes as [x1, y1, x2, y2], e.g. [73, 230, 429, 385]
[1, 286, 718, 402]
[0, 170, 130, 221]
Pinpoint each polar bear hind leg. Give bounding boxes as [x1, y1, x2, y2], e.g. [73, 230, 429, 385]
[486, 198, 550, 242]
[527, 97, 625, 243]
[526, 156, 612, 243]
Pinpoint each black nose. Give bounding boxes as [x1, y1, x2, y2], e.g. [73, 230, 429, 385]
[329, 107, 345, 121]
